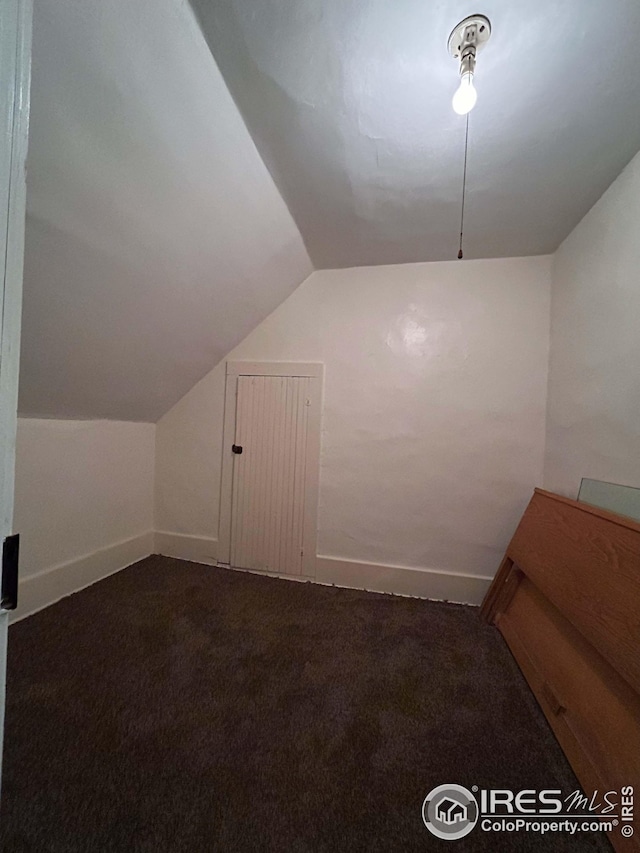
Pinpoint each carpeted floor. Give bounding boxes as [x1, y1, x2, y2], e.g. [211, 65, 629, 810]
[0, 556, 610, 852]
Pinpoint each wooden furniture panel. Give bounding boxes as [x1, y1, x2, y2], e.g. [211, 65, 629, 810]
[500, 577, 640, 795]
[482, 488, 640, 853]
[507, 490, 640, 693]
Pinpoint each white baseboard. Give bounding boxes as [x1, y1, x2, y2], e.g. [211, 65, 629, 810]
[12, 531, 491, 622]
[155, 532, 491, 605]
[12, 531, 154, 622]
[315, 555, 492, 606]
[154, 531, 219, 566]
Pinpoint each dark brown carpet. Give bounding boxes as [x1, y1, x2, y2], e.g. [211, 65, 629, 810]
[0, 556, 610, 852]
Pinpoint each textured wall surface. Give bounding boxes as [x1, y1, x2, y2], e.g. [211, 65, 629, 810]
[544, 150, 640, 498]
[156, 256, 551, 579]
[14, 419, 155, 579]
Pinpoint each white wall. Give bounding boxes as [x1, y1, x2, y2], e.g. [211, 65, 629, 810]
[544, 150, 640, 498]
[13, 419, 155, 618]
[156, 256, 551, 601]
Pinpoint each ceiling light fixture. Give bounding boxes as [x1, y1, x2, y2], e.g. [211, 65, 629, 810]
[447, 14, 492, 259]
[447, 14, 491, 115]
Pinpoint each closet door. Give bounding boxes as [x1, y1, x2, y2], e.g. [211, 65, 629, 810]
[230, 374, 312, 576]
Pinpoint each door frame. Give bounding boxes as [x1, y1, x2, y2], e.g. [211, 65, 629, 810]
[218, 361, 323, 578]
[0, 0, 32, 787]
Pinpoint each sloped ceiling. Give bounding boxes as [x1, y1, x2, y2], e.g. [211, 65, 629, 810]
[21, 0, 640, 422]
[19, 0, 312, 422]
[191, 0, 640, 267]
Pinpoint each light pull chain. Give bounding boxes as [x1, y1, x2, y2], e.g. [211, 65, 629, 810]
[458, 113, 469, 259]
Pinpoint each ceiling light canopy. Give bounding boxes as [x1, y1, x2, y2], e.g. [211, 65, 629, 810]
[447, 15, 492, 259]
[448, 15, 491, 115]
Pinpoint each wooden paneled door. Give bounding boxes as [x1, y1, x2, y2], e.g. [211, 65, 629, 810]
[219, 363, 322, 579]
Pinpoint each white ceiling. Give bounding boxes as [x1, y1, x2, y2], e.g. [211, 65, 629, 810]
[191, 0, 640, 267]
[20, 0, 640, 421]
[20, 0, 312, 421]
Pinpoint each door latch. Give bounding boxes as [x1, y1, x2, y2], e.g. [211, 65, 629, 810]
[2, 533, 19, 611]
[232, 444, 243, 454]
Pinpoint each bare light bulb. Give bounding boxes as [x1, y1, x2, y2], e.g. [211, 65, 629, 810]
[452, 71, 477, 115]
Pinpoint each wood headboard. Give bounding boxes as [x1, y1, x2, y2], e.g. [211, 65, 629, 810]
[481, 488, 640, 853]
